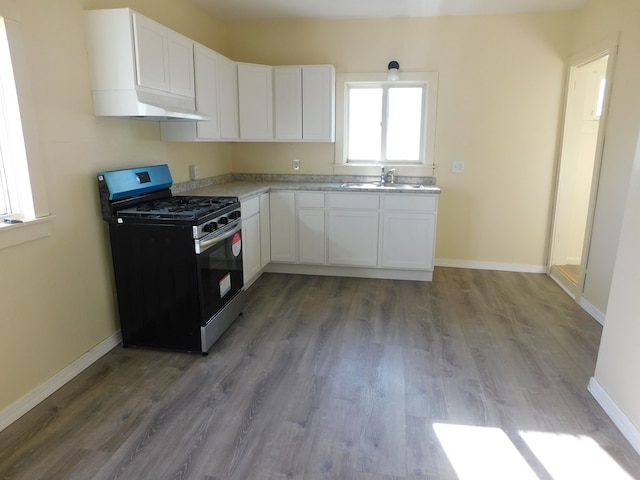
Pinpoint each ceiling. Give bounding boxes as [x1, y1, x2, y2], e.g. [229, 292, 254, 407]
[190, 0, 589, 22]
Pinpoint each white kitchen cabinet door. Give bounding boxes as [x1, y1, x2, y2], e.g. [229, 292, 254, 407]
[237, 63, 273, 140]
[328, 210, 379, 267]
[242, 213, 261, 284]
[274, 67, 303, 140]
[302, 65, 335, 142]
[132, 12, 170, 92]
[192, 44, 220, 139]
[270, 192, 296, 262]
[160, 48, 238, 142]
[217, 55, 239, 140]
[132, 13, 194, 99]
[167, 31, 195, 98]
[298, 209, 325, 264]
[259, 193, 271, 268]
[381, 212, 436, 270]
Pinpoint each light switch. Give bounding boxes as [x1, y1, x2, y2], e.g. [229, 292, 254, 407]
[452, 161, 465, 173]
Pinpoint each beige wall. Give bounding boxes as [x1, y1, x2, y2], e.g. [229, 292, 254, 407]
[573, 0, 640, 436]
[4, 0, 637, 434]
[571, 0, 640, 314]
[227, 13, 573, 267]
[0, 0, 232, 413]
[594, 128, 640, 439]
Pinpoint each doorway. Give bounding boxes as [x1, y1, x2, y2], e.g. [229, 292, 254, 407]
[548, 45, 615, 303]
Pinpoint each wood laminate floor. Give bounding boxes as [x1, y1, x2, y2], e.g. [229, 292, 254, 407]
[1, 268, 639, 479]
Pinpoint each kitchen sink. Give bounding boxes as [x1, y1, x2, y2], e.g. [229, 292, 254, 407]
[340, 182, 427, 190]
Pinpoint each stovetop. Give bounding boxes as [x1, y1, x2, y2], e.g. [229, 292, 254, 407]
[116, 195, 239, 224]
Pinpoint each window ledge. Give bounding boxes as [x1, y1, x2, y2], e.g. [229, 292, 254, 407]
[0, 215, 53, 250]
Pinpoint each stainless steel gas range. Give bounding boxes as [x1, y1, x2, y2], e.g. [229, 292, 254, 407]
[97, 164, 245, 354]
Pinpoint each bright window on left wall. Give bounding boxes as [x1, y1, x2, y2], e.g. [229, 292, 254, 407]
[0, 16, 35, 221]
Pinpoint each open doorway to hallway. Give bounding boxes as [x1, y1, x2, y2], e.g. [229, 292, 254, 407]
[549, 49, 613, 301]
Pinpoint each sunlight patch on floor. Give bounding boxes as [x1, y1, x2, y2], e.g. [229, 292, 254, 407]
[520, 430, 634, 480]
[433, 423, 538, 479]
[433, 422, 634, 480]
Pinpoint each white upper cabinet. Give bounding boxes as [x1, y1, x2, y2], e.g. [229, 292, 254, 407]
[274, 65, 336, 142]
[85, 8, 202, 119]
[274, 67, 303, 140]
[302, 65, 335, 142]
[131, 12, 195, 98]
[132, 13, 171, 92]
[237, 63, 274, 140]
[160, 45, 239, 142]
[216, 55, 240, 140]
[193, 44, 221, 139]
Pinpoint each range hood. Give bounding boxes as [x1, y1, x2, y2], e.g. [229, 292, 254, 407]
[91, 89, 209, 121]
[85, 8, 209, 122]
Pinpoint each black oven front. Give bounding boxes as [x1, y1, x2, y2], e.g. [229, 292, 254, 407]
[107, 219, 245, 354]
[196, 222, 244, 349]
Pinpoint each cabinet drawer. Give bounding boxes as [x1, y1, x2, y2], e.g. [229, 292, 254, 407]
[328, 193, 379, 209]
[241, 196, 260, 217]
[297, 192, 325, 208]
[383, 194, 437, 212]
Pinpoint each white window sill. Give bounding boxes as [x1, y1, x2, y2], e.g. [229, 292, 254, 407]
[0, 215, 53, 250]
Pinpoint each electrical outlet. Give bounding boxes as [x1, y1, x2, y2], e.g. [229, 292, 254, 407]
[292, 159, 300, 171]
[452, 161, 465, 173]
[189, 165, 200, 180]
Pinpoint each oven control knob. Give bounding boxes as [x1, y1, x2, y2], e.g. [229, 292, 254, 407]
[229, 211, 241, 220]
[204, 222, 217, 232]
[218, 217, 229, 225]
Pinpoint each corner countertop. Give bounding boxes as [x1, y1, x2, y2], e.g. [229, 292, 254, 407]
[179, 175, 441, 202]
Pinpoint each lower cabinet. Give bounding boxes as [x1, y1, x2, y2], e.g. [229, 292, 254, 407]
[382, 212, 436, 269]
[266, 190, 438, 281]
[327, 193, 379, 267]
[269, 191, 296, 263]
[242, 212, 261, 282]
[241, 196, 261, 285]
[298, 192, 325, 264]
[241, 193, 271, 287]
[259, 193, 271, 268]
[381, 194, 438, 270]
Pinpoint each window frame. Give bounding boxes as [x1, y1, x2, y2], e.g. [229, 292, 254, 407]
[334, 71, 439, 177]
[0, 14, 51, 248]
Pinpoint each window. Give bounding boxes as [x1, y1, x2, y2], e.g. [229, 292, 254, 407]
[0, 15, 51, 248]
[0, 16, 33, 221]
[335, 71, 438, 176]
[347, 84, 425, 163]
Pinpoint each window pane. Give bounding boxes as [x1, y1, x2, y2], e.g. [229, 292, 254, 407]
[386, 87, 423, 161]
[348, 88, 382, 161]
[0, 159, 10, 215]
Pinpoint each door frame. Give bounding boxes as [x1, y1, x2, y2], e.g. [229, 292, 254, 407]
[547, 36, 618, 308]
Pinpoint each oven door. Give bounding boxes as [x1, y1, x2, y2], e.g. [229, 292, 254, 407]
[196, 223, 244, 326]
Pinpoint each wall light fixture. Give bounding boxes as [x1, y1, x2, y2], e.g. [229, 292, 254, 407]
[387, 60, 400, 81]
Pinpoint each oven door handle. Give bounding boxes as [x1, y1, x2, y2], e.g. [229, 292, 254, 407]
[196, 222, 241, 254]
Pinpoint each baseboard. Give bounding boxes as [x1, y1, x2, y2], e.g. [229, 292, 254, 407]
[588, 377, 640, 456]
[579, 297, 606, 326]
[0, 331, 121, 432]
[266, 263, 433, 281]
[435, 258, 546, 274]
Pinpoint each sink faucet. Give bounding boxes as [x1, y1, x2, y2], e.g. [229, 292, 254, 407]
[381, 166, 396, 184]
